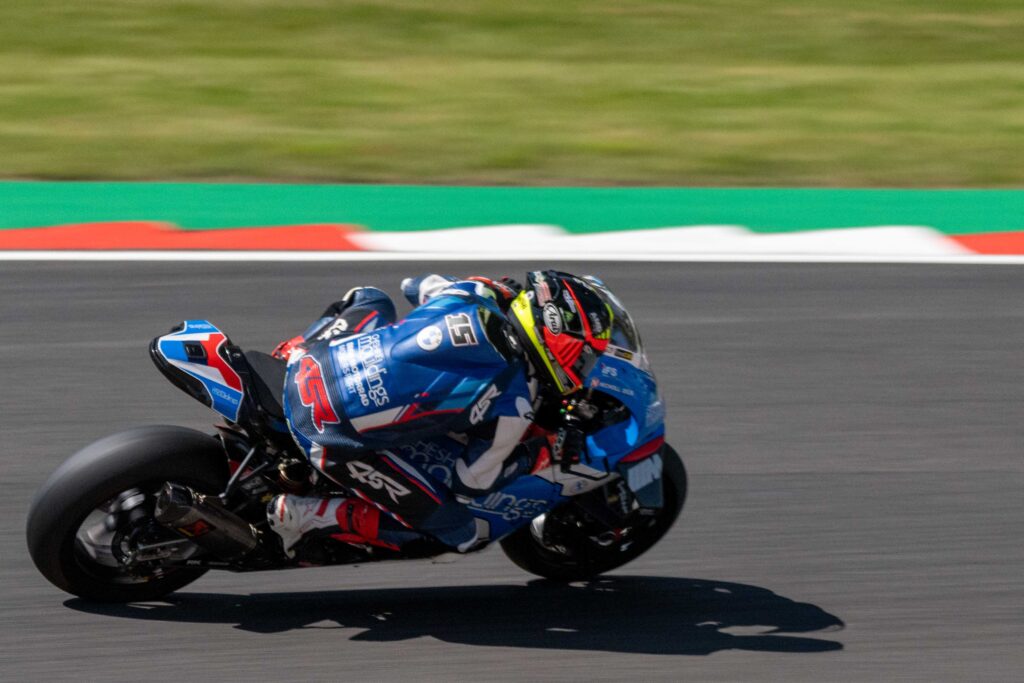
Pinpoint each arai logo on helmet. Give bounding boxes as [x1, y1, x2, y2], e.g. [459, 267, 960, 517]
[542, 303, 563, 335]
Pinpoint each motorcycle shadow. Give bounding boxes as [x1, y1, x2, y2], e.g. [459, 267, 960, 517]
[65, 575, 843, 656]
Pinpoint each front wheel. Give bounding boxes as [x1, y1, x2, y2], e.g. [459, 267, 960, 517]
[26, 426, 229, 602]
[501, 444, 687, 581]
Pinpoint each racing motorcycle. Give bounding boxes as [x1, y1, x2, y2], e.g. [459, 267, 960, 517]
[27, 285, 687, 602]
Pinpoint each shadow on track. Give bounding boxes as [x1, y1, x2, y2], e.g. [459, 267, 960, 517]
[66, 576, 843, 655]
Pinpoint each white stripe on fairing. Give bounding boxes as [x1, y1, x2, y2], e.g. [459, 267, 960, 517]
[166, 357, 235, 389]
[381, 451, 438, 490]
[165, 332, 216, 342]
[350, 406, 405, 432]
[3, 250, 1024, 264]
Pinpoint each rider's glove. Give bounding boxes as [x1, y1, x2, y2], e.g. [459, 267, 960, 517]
[466, 276, 518, 310]
[271, 334, 306, 361]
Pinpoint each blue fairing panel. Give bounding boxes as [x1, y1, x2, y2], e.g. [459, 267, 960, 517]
[585, 353, 665, 462]
[154, 320, 245, 422]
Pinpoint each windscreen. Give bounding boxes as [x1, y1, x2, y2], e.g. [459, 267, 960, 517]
[581, 276, 645, 355]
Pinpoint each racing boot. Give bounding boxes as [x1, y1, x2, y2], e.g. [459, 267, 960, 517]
[267, 494, 420, 557]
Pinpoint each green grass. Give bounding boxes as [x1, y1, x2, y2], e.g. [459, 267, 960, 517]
[1, 1, 1022, 186]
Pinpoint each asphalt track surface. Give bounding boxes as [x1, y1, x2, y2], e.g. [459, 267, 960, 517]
[1, 261, 1021, 681]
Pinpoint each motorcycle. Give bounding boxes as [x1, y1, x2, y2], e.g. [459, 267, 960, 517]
[26, 283, 687, 602]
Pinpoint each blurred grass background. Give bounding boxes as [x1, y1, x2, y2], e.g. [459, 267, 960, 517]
[0, 0, 1022, 186]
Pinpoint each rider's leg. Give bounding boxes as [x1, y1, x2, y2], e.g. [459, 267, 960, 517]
[319, 448, 478, 550]
[267, 494, 422, 557]
[267, 448, 478, 555]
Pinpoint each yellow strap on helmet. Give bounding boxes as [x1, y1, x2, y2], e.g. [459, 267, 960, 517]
[509, 291, 567, 394]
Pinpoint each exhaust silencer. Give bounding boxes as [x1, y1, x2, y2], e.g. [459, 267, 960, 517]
[154, 482, 259, 561]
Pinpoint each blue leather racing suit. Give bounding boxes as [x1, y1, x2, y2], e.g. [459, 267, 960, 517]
[282, 277, 539, 550]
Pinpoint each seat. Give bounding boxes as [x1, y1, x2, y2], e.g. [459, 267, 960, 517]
[243, 350, 287, 421]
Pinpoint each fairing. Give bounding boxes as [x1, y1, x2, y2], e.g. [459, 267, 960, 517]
[151, 320, 246, 423]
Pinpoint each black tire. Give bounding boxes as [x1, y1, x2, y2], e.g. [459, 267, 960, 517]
[501, 444, 687, 581]
[26, 426, 229, 602]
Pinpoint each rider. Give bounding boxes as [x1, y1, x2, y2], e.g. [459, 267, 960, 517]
[267, 271, 614, 556]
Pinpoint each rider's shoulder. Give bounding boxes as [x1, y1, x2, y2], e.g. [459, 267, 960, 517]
[376, 298, 513, 370]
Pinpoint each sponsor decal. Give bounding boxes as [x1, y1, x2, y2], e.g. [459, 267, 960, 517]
[397, 440, 457, 486]
[471, 491, 549, 522]
[626, 452, 663, 492]
[469, 384, 501, 425]
[542, 303, 563, 335]
[588, 311, 605, 335]
[562, 288, 577, 311]
[416, 325, 443, 351]
[295, 355, 341, 433]
[445, 312, 479, 346]
[536, 280, 552, 304]
[601, 365, 618, 378]
[211, 385, 241, 405]
[316, 317, 349, 341]
[335, 333, 391, 408]
[613, 347, 634, 361]
[176, 520, 212, 537]
[346, 460, 411, 503]
[645, 400, 665, 428]
[596, 380, 636, 397]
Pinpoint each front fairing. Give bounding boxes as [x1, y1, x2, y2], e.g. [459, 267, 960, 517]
[585, 351, 665, 465]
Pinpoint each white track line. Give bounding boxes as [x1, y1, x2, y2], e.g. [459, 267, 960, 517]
[1, 250, 1023, 264]
[351, 224, 970, 257]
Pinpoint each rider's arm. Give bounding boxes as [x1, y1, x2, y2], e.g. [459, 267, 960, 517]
[453, 415, 534, 498]
[401, 275, 517, 310]
[401, 274, 458, 306]
[449, 370, 542, 499]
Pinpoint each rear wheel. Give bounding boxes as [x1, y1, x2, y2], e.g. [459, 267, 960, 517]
[501, 444, 687, 581]
[26, 426, 229, 602]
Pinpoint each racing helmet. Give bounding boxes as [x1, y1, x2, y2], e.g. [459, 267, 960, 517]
[507, 271, 613, 394]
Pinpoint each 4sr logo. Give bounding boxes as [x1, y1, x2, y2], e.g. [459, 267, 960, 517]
[294, 356, 340, 433]
[346, 461, 411, 503]
[469, 384, 501, 424]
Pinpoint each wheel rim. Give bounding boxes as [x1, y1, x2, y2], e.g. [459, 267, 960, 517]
[72, 486, 194, 585]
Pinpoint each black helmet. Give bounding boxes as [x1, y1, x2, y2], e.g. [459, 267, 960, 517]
[507, 271, 613, 394]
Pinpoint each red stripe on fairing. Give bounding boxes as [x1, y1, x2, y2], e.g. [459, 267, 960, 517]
[352, 310, 378, 332]
[350, 488, 413, 529]
[0, 222, 365, 251]
[381, 456, 442, 504]
[950, 231, 1024, 255]
[199, 334, 243, 391]
[359, 406, 463, 432]
[329, 533, 400, 551]
[620, 435, 665, 463]
[389, 511, 412, 528]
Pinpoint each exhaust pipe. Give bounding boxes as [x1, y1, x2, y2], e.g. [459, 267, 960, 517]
[154, 482, 259, 561]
